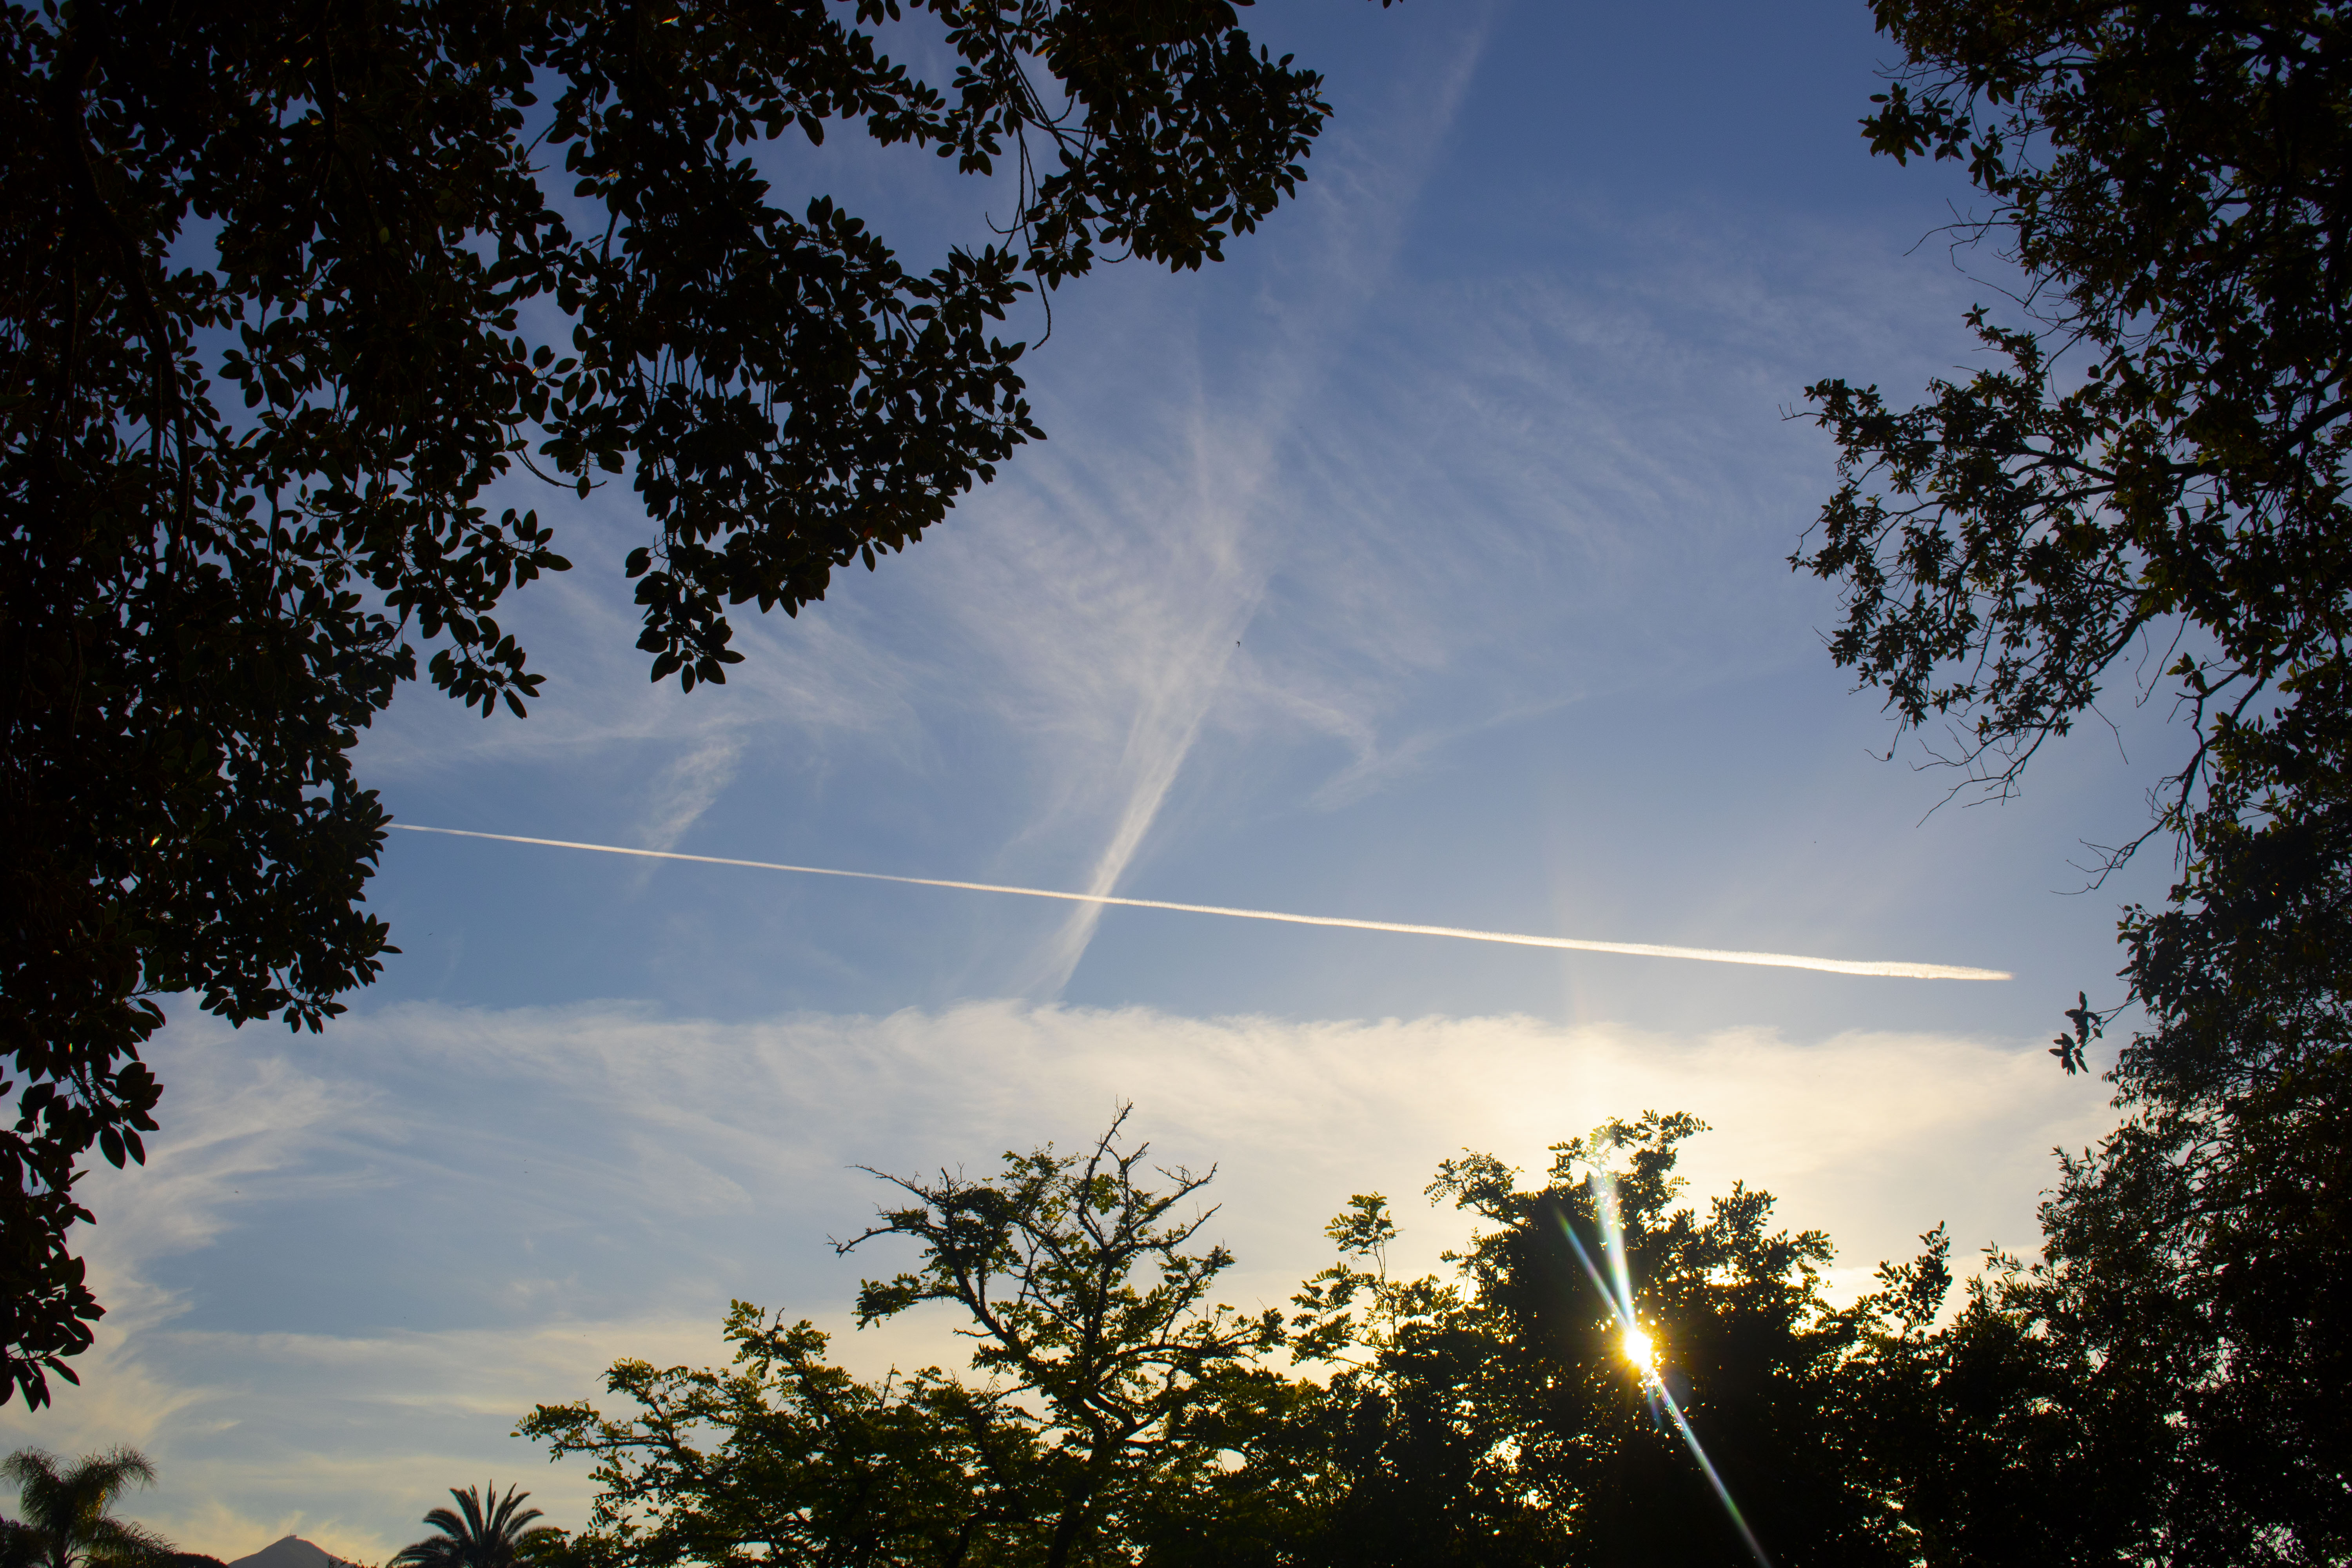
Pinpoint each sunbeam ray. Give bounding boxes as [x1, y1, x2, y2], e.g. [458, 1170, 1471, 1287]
[1554, 1167, 1775, 1568]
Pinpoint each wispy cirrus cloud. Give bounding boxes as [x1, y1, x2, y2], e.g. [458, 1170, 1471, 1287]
[347, 15, 1495, 955]
[924, 15, 1498, 992]
[635, 734, 744, 864]
[347, 9, 1981, 1017]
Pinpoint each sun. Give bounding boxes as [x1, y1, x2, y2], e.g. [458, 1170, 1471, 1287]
[1622, 1325, 1657, 1371]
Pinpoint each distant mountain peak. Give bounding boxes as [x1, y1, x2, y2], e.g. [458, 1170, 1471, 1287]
[225, 1536, 364, 1568]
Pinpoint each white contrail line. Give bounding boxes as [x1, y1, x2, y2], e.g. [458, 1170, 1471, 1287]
[390, 825, 2012, 982]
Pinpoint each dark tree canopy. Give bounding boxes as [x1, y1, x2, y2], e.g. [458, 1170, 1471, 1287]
[1282, 1113, 1915, 1568]
[0, 0, 1387, 1406]
[540, 1111, 2203, 1568]
[1796, 0, 2352, 1107]
[525, 1111, 1301, 1568]
[1797, 2, 2352, 1558]
[838, 1108, 1289, 1568]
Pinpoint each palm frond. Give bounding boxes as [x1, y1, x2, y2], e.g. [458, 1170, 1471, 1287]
[0, 1449, 165, 1568]
[394, 1485, 552, 1568]
[80, 1519, 168, 1568]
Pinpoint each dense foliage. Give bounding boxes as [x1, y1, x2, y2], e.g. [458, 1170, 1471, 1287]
[533, 1111, 2236, 1568]
[1795, 2, 2352, 1557]
[1798, 0, 2352, 1109]
[526, 1112, 1301, 1568]
[0, 0, 1378, 1405]
[1276, 1114, 1907, 1568]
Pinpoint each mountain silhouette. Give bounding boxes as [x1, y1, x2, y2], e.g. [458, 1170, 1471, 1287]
[225, 1537, 364, 1568]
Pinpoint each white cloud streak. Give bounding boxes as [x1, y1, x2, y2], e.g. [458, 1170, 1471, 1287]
[390, 826, 2011, 980]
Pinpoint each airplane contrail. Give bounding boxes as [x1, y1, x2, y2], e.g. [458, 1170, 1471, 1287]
[389, 825, 2012, 981]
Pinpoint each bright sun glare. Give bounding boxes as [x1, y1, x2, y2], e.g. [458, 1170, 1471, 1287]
[1622, 1326, 1656, 1370]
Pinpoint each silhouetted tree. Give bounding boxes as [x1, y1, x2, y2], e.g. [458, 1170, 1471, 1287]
[391, 1484, 558, 1568]
[536, 1111, 2125, 1568]
[1281, 1114, 1918, 1568]
[0, 1448, 167, 1568]
[1795, 6, 2352, 1556]
[839, 1107, 1291, 1568]
[1796, 0, 2352, 1106]
[523, 1308, 1037, 1568]
[530, 1108, 1298, 1568]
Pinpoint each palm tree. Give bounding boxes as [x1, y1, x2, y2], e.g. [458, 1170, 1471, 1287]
[390, 1485, 556, 1568]
[0, 1448, 169, 1568]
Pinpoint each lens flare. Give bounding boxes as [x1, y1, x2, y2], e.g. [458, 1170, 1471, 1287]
[1556, 1165, 1774, 1568]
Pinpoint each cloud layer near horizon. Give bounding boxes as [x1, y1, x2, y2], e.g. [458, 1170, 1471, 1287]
[7, 999, 2112, 1560]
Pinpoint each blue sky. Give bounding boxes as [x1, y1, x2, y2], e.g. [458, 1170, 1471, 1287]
[8, 1, 2176, 1555]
